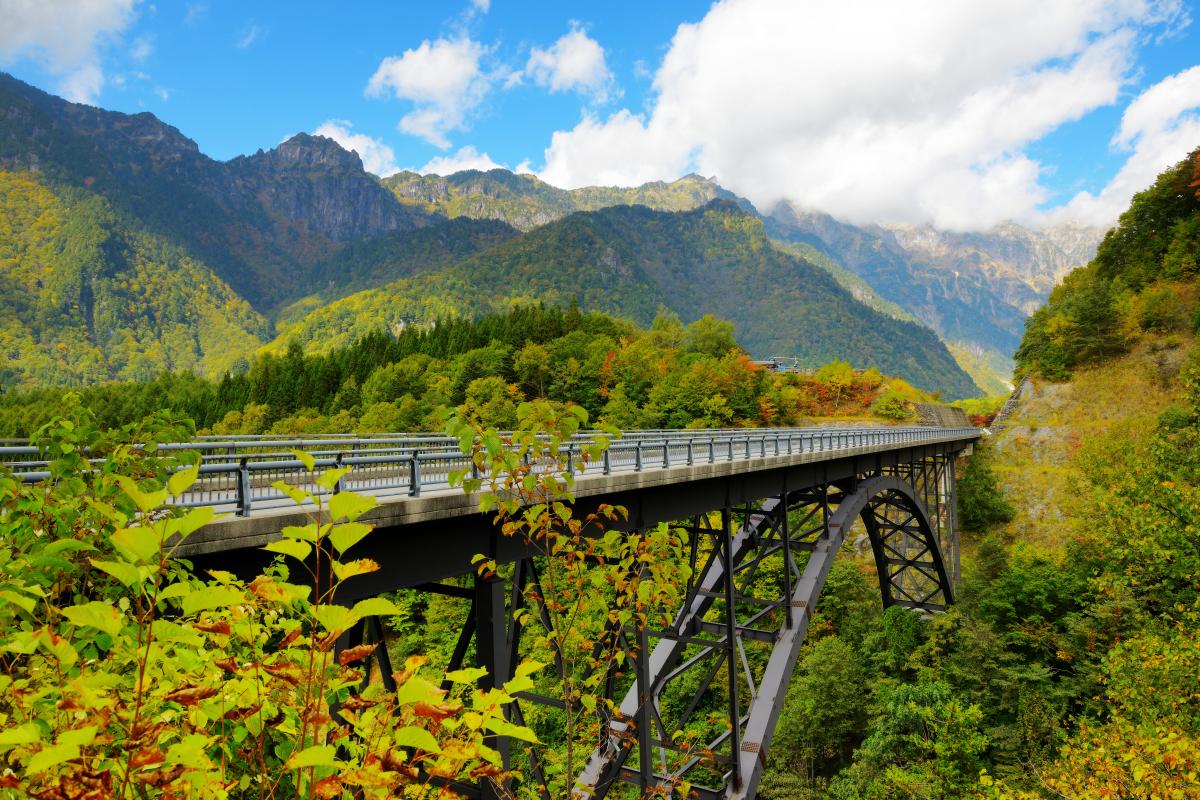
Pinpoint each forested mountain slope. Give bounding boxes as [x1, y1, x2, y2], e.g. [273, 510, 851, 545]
[1018, 147, 1200, 379]
[0, 73, 434, 310]
[272, 201, 981, 398]
[273, 217, 521, 327]
[1, 71, 1088, 397]
[0, 171, 268, 386]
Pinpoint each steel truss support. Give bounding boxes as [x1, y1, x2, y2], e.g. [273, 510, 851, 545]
[576, 459, 958, 800]
[346, 452, 961, 800]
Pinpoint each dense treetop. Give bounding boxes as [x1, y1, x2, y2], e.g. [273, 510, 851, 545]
[0, 171, 268, 387]
[0, 303, 935, 437]
[1017, 147, 1200, 379]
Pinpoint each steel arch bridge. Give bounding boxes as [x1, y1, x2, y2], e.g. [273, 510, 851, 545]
[17, 425, 974, 799]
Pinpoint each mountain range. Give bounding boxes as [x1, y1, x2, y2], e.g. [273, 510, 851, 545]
[0, 72, 1105, 399]
[379, 166, 1103, 393]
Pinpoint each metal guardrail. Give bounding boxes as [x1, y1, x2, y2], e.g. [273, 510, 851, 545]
[4, 426, 978, 518]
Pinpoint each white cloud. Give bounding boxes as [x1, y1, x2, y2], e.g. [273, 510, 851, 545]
[184, 3, 207, 26]
[59, 63, 104, 104]
[533, 0, 1185, 230]
[130, 35, 153, 62]
[153, 85, 169, 101]
[1055, 65, 1200, 225]
[524, 24, 615, 102]
[366, 37, 491, 148]
[236, 24, 262, 49]
[0, 0, 138, 104]
[313, 119, 401, 176]
[471, 0, 490, 12]
[420, 145, 504, 174]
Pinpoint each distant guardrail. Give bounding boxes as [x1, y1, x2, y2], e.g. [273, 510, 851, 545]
[2, 426, 979, 518]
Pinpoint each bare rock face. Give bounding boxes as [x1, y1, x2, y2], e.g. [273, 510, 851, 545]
[886, 221, 1106, 314]
[765, 203, 1106, 370]
[227, 134, 430, 243]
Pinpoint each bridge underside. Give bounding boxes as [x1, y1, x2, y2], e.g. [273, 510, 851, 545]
[190, 439, 967, 800]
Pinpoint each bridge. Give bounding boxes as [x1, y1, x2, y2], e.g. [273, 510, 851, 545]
[7, 424, 979, 799]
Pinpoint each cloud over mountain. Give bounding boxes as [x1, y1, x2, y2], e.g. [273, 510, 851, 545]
[1056, 64, 1200, 225]
[367, 36, 493, 148]
[523, 24, 615, 103]
[0, 0, 137, 103]
[535, 0, 1188, 230]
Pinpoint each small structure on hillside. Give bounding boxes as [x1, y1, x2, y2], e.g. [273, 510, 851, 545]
[915, 403, 972, 428]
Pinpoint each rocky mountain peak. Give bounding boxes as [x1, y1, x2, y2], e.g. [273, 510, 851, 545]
[242, 133, 365, 173]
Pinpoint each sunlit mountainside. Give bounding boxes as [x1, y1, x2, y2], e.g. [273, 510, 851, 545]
[0, 71, 1106, 397]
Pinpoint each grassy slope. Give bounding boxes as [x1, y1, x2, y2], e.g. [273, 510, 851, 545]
[987, 332, 1191, 552]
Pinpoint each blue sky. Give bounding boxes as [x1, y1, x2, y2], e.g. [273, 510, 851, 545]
[3, 0, 1200, 229]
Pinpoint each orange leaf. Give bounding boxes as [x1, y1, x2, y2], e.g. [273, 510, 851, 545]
[338, 643, 377, 665]
[413, 701, 460, 721]
[313, 776, 342, 798]
[262, 662, 304, 686]
[130, 748, 165, 769]
[164, 684, 219, 706]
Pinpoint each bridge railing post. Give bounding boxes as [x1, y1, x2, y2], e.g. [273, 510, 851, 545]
[635, 442, 643, 472]
[334, 453, 346, 494]
[663, 439, 669, 468]
[236, 457, 251, 517]
[409, 451, 421, 497]
[686, 440, 694, 466]
[602, 449, 611, 475]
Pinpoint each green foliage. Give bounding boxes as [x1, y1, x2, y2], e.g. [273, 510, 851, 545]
[0, 304, 934, 436]
[828, 681, 987, 800]
[956, 442, 1016, 531]
[1015, 264, 1125, 381]
[772, 637, 867, 778]
[951, 394, 1007, 426]
[683, 314, 738, 357]
[1137, 283, 1189, 332]
[1016, 147, 1200, 379]
[446, 401, 692, 796]
[0, 401, 531, 797]
[869, 388, 913, 420]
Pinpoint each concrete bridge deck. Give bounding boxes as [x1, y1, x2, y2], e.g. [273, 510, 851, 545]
[165, 426, 979, 588]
